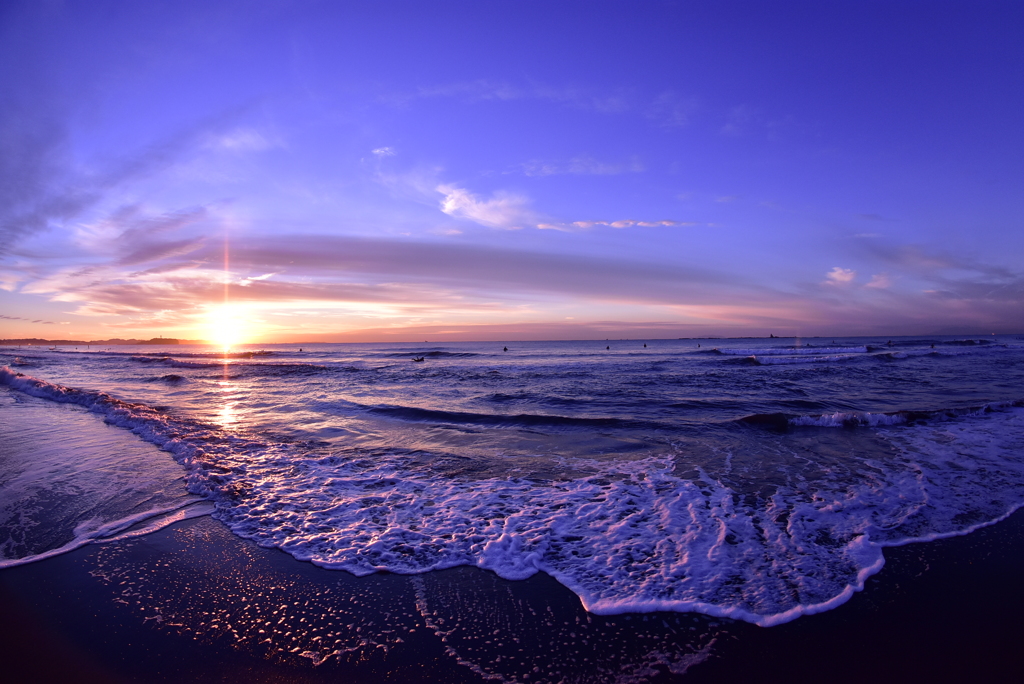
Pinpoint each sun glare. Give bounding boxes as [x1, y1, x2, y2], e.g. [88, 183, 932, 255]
[205, 305, 251, 349]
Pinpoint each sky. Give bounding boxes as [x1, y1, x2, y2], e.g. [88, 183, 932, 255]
[2, 0, 1023, 343]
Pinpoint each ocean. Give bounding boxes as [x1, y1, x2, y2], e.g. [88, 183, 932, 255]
[2, 335, 1024, 679]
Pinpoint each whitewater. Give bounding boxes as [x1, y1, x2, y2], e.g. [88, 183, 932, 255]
[2, 336, 1023, 627]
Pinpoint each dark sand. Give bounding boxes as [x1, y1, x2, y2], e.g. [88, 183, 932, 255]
[2, 509, 1023, 683]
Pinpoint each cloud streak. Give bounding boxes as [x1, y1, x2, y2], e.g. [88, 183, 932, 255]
[539, 220, 698, 232]
[0, 106, 247, 259]
[516, 155, 644, 177]
[20, 228, 781, 323]
[646, 91, 698, 128]
[437, 184, 535, 229]
[409, 80, 630, 114]
[825, 267, 857, 286]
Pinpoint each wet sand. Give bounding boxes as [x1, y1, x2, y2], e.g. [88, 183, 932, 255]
[2, 509, 1023, 683]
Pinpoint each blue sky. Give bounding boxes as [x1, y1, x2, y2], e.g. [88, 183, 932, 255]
[2, 0, 1022, 342]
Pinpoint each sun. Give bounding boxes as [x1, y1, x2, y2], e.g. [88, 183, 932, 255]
[205, 304, 252, 349]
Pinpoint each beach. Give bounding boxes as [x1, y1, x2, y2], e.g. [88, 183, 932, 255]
[6, 3, 1024, 679]
[2, 509, 1023, 683]
[2, 338, 1024, 682]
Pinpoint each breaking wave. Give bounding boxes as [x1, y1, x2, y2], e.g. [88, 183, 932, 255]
[5, 365, 1024, 627]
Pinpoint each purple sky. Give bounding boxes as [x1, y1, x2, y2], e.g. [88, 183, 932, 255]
[2, 1, 1023, 342]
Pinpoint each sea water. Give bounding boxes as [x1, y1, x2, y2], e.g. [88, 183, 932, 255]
[2, 336, 1023, 626]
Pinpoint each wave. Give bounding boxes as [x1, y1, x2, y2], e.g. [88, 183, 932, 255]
[128, 355, 334, 375]
[720, 356, 762, 366]
[752, 354, 861, 365]
[384, 350, 481, 358]
[367, 404, 656, 429]
[0, 501, 214, 570]
[723, 345, 1013, 366]
[738, 400, 1024, 429]
[239, 362, 334, 376]
[866, 339, 1005, 351]
[714, 346, 868, 356]
[5, 366, 1024, 629]
[100, 349, 276, 359]
[135, 357, 223, 368]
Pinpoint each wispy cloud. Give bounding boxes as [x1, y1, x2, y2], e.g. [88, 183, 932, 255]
[515, 155, 644, 177]
[859, 242, 1017, 281]
[0, 114, 95, 257]
[865, 273, 892, 289]
[646, 91, 698, 128]
[75, 204, 210, 265]
[399, 80, 630, 114]
[206, 127, 280, 152]
[825, 267, 857, 286]
[436, 184, 535, 229]
[0, 106, 249, 259]
[21, 228, 775, 321]
[541, 219, 697, 232]
[16, 217, 1024, 337]
[720, 104, 755, 136]
[0, 313, 55, 324]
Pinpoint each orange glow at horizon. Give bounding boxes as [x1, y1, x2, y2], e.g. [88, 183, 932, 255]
[205, 303, 252, 348]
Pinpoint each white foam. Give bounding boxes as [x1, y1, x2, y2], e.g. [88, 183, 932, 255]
[5, 365, 1024, 628]
[790, 412, 909, 427]
[716, 346, 868, 356]
[0, 368, 213, 567]
[207, 407, 1024, 626]
[0, 501, 214, 569]
[753, 354, 861, 365]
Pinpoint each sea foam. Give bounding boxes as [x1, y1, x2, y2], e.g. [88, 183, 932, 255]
[5, 364, 1024, 626]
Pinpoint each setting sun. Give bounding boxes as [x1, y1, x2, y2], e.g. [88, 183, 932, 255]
[205, 304, 252, 348]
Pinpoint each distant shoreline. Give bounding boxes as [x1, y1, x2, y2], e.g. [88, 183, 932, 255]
[0, 338, 206, 346]
[2, 333, 1019, 347]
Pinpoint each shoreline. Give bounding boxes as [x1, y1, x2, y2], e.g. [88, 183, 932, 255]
[2, 509, 1023, 683]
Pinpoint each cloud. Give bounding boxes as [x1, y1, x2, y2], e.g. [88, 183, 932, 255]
[0, 105, 248, 259]
[0, 114, 96, 257]
[18, 219, 1024, 337]
[0, 313, 58, 324]
[411, 80, 629, 113]
[825, 267, 857, 285]
[562, 220, 695, 231]
[824, 242, 1024, 312]
[21, 228, 778, 321]
[646, 91, 698, 128]
[866, 273, 892, 289]
[720, 104, 755, 136]
[208, 128, 278, 152]
[859, 242, 1017, 281]
[372, 146, 396, 157]
[193, 235, 772, 307]
[436, 184, 534, 229]
[74, 204, 210, 265]
[517, 155, 644, 177]
[239, 272, 277, 286]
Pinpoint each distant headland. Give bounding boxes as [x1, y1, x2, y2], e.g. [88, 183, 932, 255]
[0, 337, 204, 346]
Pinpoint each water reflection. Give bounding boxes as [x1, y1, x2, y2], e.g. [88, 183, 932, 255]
[215, 378, 240, 429]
